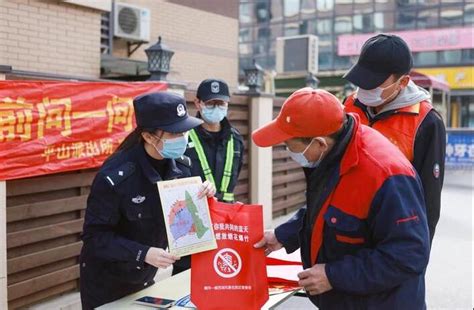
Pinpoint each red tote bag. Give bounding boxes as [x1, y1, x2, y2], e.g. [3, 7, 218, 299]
[191, 198, 269, 310]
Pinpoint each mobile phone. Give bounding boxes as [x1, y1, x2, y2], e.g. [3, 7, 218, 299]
[134, 296, 175, 308]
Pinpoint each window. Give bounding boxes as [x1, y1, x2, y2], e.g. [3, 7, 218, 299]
[319, 51, 333, 70]
[353, 0, 374, 14]
[460, 97, 474, 128]
[254, 55, 274, 70]
[284, 22, 300, 36]
[396, 10, 416, 29]
[354, 14, 373, 33]
[414, 51, 438, 66]
[283, 0, 300, 20]
[239, 3, 255, 24]
[256, 1, 271, 23]
[334, 55, 352, 69]
[301, 0, 316, 19]
[239, 57, 253, 72]
[396, 0, 417, 6]
[239, 28, 251, 43]
[307, 19, 318, 35]
[318, 35, 333, 49]
[317, 19, 333, 34]
[417, 8, 439, 29]
[418, 0, 439, 5]
[335, 0, 353, 15]
[375, 0, 395, 11]
[374, 12, 385, 30]
[462, 49, 474, 64]
[464, 4, 474, 25]
[440, 50, 462, 65]
[239, 43, 252, 56]
[270, 23, 283, 40]
[253, 41, 269, 56]
[299, 20, 309, 34]
[258, 27, 271, 40]
[335, 16, 353, 34]
[317, 0, 334, 11]
[440, 6, 463, 26]
[270, 0, 284, 23]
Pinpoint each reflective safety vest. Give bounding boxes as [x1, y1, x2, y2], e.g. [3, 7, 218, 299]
[344, 93, 433, 162]
[189, 129, 235, 202]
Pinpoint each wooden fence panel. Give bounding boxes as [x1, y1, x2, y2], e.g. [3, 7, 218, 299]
[6, 169, 93, 309]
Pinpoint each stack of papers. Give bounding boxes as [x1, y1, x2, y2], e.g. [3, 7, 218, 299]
[266, 248, 303, 291]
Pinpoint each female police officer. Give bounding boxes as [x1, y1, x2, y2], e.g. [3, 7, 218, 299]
[79, 92, 216, 309]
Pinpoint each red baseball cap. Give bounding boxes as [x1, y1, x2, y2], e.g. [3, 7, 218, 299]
[252, 88, 344, 147]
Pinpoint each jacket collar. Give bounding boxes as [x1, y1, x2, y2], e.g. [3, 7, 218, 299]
[339, 114, 361, 176]
[354, 97, 421, 123]
[303, 114, 354, 181]
[195, 112, 233, 141]
[134, 144, 184, 184]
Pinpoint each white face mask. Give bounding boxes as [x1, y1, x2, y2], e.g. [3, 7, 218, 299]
[357, 78, 402, 107]
[287, 138, 325, 168]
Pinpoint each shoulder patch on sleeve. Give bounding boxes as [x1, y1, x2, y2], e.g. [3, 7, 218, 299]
[176, 155, 191, 168]
[103, 162, 136, 187]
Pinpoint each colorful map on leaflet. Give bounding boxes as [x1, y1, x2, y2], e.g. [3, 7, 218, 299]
[168, 190, 209, 242]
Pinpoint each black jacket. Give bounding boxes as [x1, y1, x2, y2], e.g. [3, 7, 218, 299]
[79, 143, 192, 309]
[185, 116, 244, 202]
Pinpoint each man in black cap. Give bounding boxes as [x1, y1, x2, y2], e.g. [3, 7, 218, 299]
[80, 92, 216, 309]
[343, 34, 446, 243]
[172, 79, 244, 275]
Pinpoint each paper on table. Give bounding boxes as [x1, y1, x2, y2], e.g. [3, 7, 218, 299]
[266, 264, 304, 284]
[266, 248, 302, 266]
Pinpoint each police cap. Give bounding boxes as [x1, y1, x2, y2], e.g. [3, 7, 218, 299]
[133, 92, 203, 133]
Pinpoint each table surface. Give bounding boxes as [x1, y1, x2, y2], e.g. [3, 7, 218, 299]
[97, 270, 296, 310]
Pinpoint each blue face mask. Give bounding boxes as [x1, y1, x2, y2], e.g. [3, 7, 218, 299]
[201, 106, 228, 124]
[153, 134, 188, 159]
[287, 139, 325, 168]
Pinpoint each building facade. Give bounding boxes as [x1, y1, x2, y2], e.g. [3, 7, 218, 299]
[239, 0, 474, 127]
[1, 0, 239, 89]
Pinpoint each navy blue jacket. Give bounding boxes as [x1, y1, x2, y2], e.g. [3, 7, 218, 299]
[79, 143, 191, 309]
[275, 115, 430, 310]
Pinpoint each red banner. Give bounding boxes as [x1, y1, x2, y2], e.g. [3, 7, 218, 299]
[0, 80, 168, 181]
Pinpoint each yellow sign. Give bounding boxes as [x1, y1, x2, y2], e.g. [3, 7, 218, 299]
[416, 67, 474, 90]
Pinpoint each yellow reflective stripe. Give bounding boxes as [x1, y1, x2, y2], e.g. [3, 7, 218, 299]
[222, 192, 235, 202]
[220, 135, 234, 193]
[189, 129, 215, 185]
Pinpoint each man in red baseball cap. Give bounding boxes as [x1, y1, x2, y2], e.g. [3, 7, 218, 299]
[254, 88, 430, 309]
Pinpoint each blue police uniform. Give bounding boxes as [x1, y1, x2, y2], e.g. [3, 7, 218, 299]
[79, 92, 202, 309]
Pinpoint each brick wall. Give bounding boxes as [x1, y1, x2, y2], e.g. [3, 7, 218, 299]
[115, 0, 239, 88]
[0, 0, 238, 88]
[0, 0, 102, 78]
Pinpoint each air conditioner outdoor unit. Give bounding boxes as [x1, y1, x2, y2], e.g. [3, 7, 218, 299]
[114, 2, 150, 42]
[276, 35, 319, 75]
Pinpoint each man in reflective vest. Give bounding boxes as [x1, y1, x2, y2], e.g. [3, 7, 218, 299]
[172, 78, 244, 275]
[343, 34, 446, 243]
